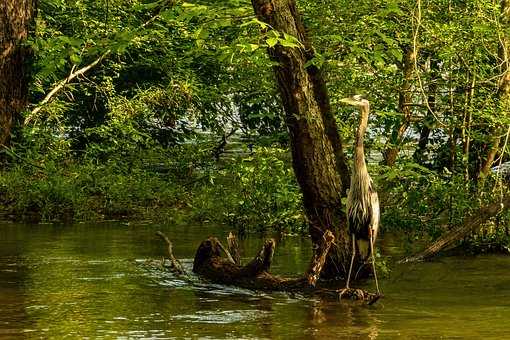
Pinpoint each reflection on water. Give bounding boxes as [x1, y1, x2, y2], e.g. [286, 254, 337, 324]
[0, 222, 509, 339]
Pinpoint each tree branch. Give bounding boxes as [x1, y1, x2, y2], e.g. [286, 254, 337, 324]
[227, 232, 241, 265]
[156, 231, 185, 274]
[26, 50, 111, 124]
[399, 194, 510, 263]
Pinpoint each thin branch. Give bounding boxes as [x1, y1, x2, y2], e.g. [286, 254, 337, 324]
[216, 240, 236, 264]
[156, 231, 185, 274]
[411, 0, 445, 128]
[26, 50, 111, 124]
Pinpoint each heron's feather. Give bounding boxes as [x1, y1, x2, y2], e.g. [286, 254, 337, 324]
[370, 190, 380, 241]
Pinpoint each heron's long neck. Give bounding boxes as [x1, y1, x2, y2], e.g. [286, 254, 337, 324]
[353, 104, 369, 173]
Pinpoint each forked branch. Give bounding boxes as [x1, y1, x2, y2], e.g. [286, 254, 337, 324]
[156, 230, 380, 304]
[26, 50, 111, 124]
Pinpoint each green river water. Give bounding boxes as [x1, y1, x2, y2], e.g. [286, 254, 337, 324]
[1, 222, 509, 339]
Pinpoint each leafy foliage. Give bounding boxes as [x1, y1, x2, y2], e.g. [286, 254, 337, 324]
[221, 148, 306, 234]
[1, 0, 509, 252]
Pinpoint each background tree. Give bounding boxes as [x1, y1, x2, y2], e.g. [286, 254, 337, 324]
[479, 0, 510, 179]
[0, 0, 36, 146]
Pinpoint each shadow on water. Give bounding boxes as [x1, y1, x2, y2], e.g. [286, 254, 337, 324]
[0, 222, 509, 339]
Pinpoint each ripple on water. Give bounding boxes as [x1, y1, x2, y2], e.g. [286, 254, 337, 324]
[2, 223, 510, 339]
[171, 309, 270, 324]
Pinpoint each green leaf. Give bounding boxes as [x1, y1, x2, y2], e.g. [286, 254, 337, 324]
[69, 54, 81, 64]
[240, 18, 268, 29]
[266, 37, 278, 48]
[280, 39, 299, 48]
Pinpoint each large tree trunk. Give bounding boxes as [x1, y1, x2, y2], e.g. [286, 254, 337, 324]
[251, 0, 354, 278]
[308, 66, 351, 196]
[0, 0, 35, 146]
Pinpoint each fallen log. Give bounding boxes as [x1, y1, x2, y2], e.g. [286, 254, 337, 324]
[399, 194, 510, 263]
[156, 230, 381, 304]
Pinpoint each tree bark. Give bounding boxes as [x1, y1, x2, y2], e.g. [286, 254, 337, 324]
[251, 0, 353, 278]
[307, 65, 351, 196]
[0, 0, 35, 146]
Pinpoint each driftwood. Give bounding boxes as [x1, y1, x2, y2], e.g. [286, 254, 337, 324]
[156, 231, 185, 274]
[399, 194, 510, 263]
[156, 230, 381, 304]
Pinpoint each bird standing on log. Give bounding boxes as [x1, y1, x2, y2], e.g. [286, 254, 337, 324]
[340, 95, 381, 295]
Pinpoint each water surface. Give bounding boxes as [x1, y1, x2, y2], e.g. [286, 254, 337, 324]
[1, 223, 509, 339]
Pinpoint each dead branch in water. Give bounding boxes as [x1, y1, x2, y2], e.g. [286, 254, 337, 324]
[305, 230, 335, 287]
[155, 231, 185, 274]
[399, 194, 510, 263]
[156, 230, 380, 304]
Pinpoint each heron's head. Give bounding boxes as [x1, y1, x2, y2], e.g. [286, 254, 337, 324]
[340, 95, 369, 108]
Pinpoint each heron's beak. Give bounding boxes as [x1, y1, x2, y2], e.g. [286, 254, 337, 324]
[340, 97, 359, 106]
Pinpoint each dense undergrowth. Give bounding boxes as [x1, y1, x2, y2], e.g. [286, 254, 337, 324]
[0, 133, 307, 233]
[1, 128, 509, 253]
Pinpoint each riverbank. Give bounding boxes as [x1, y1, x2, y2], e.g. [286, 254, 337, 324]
[1, 145, 509, 252]
[0, 146, 307, 233]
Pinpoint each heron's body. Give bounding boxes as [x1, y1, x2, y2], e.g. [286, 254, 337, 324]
[347, 174, 379, 259]
[341, 96, 381, 295]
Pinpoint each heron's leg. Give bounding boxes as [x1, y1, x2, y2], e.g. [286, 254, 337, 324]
[345, 234, 356, 289]
[369, 230, 380, 295]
